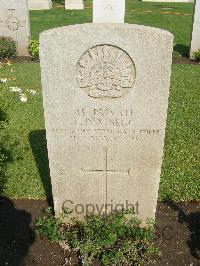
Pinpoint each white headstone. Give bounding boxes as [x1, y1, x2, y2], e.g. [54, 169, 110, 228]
[0, 0, 30, 56]
[65, 0, 84, 10]
[190, 0, 200, 58]
[93, 0, 125, 23]
[28, 0, 52, 10]
[40, 23, 173, 224]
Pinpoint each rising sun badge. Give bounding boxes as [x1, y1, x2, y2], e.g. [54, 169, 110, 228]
[76, 45, 136, 99]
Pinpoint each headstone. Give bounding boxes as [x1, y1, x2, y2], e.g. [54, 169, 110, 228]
[93, 0, 125, 23]
[40, 23, 173, 224]
[190, 0, 200, 59]
[0, 0, 30, 56]
[65, 0, 84, 10]
[28, 0, 52, 10]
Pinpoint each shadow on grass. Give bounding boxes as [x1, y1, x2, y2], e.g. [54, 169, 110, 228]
[164, 200, 200, 260]
[0, 196, 35, 266]
[29, 130, 53, 208]
[174, 44, 189, 57]
[52, 0, 65, 7]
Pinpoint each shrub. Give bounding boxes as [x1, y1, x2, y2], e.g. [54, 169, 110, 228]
[193, 49, 200, 61]
[35, 209, 158, 265]
[0, 37, 16, 59]
[28, 40, 39, 60]
[35, 208, 65, 243]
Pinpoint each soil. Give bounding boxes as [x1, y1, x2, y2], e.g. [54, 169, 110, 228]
[2, 57, 39, 64]
[173, 56, 200, 65]
[0, 197, 199, 266]
[150, 200, 200, 266]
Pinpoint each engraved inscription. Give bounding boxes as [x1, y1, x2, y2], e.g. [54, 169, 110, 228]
[76, 45, 136, 99]
[7, 17, 20, 30]
[49, 108, 160, 142]
[50, 127, 160, 142]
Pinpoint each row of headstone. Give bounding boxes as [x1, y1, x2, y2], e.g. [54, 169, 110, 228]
[0, 0, 85, 56]
[28, 0, 85, 10]
[40, 0, 174, 224]
[0, 0, 199, 58]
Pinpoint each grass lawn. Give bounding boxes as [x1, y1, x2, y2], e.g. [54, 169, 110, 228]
[30, 0, 194, 56]
[0, 0, 199, 201]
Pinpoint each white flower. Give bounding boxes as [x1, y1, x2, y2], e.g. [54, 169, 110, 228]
[0, 78, 8, 83]
[29, 89, 37, 95]
[10, 87, 22, 93]
[26, 89, 39, 95]
[19, 94, 27, 102]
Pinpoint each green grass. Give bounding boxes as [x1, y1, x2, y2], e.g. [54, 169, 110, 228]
[0, 63, 46, 198]
[0, 63, 199, 201]
[30, 0, 92, 40]
[30, 0, 194, 56]
[126, 1, 194, 56]
[160, 64, 200, 201]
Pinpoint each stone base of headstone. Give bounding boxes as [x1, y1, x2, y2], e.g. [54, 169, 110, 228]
[28, 0, 52, 10]
[190, 38, 200, 59]
[65, 0, 84, 10]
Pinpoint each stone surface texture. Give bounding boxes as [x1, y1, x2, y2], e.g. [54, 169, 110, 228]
[93, 0, 125, 23]
[28, 0, 52, 10]
[40, 24, 173, 224]
[0, 0, 30, 56]
[65, 0, 84, 10]
[190, 0, 200, 58]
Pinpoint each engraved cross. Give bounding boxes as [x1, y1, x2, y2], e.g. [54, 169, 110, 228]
[81, 147, 130, 210]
